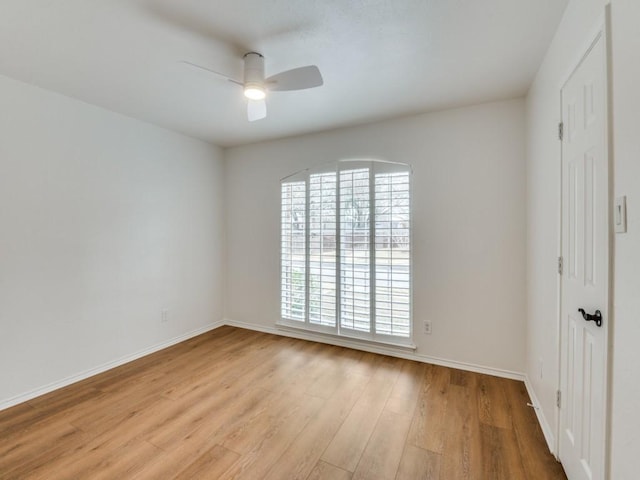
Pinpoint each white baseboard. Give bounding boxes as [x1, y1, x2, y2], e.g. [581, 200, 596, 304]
[224, 318, 525, 382]
[524, 375, 557, 456]
[0, 320, 225, 412]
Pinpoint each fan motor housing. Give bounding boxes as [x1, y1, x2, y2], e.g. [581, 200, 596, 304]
[243, 52, 265, 89]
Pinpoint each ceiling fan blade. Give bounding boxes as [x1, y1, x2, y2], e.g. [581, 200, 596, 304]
[265, 65, 323, 91]
[180, 61, 243, 86]
[247, 99, 267, 122]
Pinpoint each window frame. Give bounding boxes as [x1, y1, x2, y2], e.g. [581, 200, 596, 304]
[279, 159, 413, 347]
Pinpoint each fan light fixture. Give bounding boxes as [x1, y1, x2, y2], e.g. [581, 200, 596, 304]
[182, 50, 323, 121]
[244, 86, 266, 100]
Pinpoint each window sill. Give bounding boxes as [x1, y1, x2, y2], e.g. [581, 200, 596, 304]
[275, 321, 417, 351]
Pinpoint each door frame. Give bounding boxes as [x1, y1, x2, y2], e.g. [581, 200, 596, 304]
[556, 5, 613, 476]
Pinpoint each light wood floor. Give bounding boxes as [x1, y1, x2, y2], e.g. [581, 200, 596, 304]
[0, 326, 566, 479]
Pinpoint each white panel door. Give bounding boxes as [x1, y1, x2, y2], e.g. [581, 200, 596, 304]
[559, 31, 609, 480]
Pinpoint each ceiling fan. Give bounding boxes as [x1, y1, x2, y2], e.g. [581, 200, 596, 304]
[183, 52, 323, 122]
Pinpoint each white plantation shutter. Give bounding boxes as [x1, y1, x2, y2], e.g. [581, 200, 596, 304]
[339, 168, 371, 333]
[309, 172, 337, 327]
[281, 161, 412, 344]
[374, 171, 411, 337]
[281, 181, 306, 321]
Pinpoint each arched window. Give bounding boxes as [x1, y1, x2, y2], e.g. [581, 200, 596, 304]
[280, 160, 412, 345]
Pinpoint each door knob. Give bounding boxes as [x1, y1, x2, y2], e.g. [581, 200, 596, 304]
[578, 308, 603, 327]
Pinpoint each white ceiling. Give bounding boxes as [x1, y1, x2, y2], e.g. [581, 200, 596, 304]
[0, 0, 568, 147]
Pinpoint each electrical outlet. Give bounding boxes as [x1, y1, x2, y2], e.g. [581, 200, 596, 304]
[423, 320, 432, 335]
[161, 309, 169, 323]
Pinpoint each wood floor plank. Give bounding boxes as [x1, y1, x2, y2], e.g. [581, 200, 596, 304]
[0, 328, 565, 480]
[385, 359, 426, 416]
[406, 364, 450, 454]
[220, 390, 310, 455]
[146, 345, 305, 451]
[131, 432, 234, 479]
[263, 372, 369, 480]
[477, 374, 512, 429]
[321, 358, 402, 472]
[334, 347, 367, 376]
[352, 409, 412, 480]
[305, 345, 375, 399]
[344, 350, 384, 378]
[97, 396, 192, 445]
[160, 337, 282, 401]
[19, 420, 162, 480]
[216, 395, 325, 480]
[305, 363, 351, 399]
[480, 423, 527, 480]
[0, 420, 88, 479]
[0, 402, 46, 436]
[27, 383, 103, 413]
[248, 340, 322, 394]
[80, 439, 163, 480]
[449, 368, 477, 388]
[173, 444, 241, 480]
[277, 344, 344, 398]
[148, 386, 274, 450]
[68, 388, 162, 435]
[439, 383, 483, 480]
[396, 444, 441, 480]
[2, 385, 105, 439]
[307, 461, 353, 480]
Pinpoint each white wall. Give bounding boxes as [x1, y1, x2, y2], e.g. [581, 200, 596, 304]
[527, 0, 640, 476]
[609, 1, 640, 477]
[0, 74, 225, 407]
[225, 99, 526, 374]
[524, 0, 607, 452]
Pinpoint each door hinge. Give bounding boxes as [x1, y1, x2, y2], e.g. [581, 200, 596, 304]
[557, 390, 562, 408]
[558, 122, 564, 141]
[558, 256, 563, 275]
